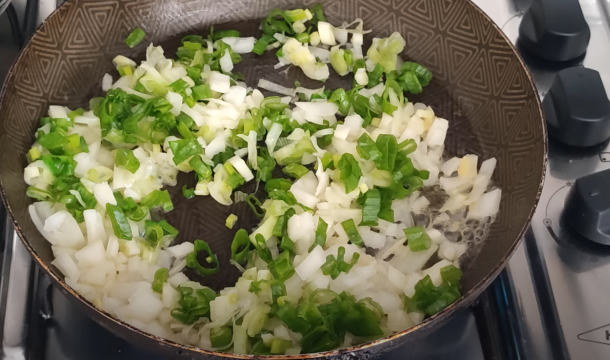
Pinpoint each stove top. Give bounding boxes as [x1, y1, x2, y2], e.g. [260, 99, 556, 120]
[2, 0, 610, 359]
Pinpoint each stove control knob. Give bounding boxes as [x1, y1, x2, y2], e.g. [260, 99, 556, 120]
[564, 169, 610, 245]
[519, 0, 590, 62]
[544, 67, 610, 147]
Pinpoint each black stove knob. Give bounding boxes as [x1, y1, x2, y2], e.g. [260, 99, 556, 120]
[519, 0, 590, 62]
[544, 67, 610, 147]
[564, 169, 610, 245]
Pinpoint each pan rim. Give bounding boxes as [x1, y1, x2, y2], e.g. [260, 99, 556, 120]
[0, 0, 547, 358]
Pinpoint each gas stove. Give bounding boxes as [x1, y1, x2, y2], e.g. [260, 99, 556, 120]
[1, 0, 610, 359]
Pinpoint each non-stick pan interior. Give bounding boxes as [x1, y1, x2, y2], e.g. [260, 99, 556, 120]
[0, 0, 545, 358]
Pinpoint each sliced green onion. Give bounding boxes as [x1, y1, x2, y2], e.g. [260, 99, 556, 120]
[38, 132, 68, 151]
[128, 205, 149, 222]
[267, 189, 297, 205]
[152, 268, 169, 293]
[441, 264, 462, 284]
[27, 147, 41, 162]
[192, 84, 213, 101]
[189, 156, 212, 181]
[338, 154, 362, 194]
[284, 9, 307, 22]
[273, 208, 296, 237]
[309, 3, 326, 25]
[309, 218, 328, 252]
[158, 219, 179, 236]
[254, 234, 273, 263]
[320, 152, 335, 170]
[169, 138, 203, 165]
[125, 27, 145, 48]
[280, 236, 295, 255]
[411, 269, 461, 316]
[321, 246, 360, 279]
[169, 78, 189, 93]
[295, 32, 310, 43]
[270, 339, 293, 354]
[210, 326, 233, 349]
[404, 226, 431, 252]
[231, 229, 251, 264]
[115, 148, 141, 174]
[268, 251, 295, 281]
[398, 138, 417, 155]
[106, 203, 132, 240]
[224, 163, 245, 189]
[213, 29, 241, 40]
[253, 34, 276, 56]
[356, 133, 381, 161]
[140, 190, 174, 212]
[282, 163, 309, 179]
[329, 88, 351, 116]
[341, 219, 363, 247]
[374, 134, 397, 172]
[171, 286, 217, 324]
[265, 178, 292, 192]
[225, 214, 238, 229]
[186, 240, 220, 275]
[246, 194, 265, 218]
[378, 188, 394, 222]
[330, 47, 348, 76]
[402, 61, 433, 87]
[182, 185, 195, 199]
[359, 188, 381, 226]
[26, 186, 52, 201]
[144, 220, 164, 246]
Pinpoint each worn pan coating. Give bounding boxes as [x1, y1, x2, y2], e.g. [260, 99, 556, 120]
[0, 0, 546, 358]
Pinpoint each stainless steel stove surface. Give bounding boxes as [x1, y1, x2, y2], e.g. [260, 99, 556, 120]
[2, 0, 610, 359]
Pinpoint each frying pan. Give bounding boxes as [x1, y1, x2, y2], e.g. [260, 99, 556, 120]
[0, 0, 546, 358]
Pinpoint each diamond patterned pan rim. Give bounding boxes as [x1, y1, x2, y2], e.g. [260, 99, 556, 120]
[0, 0, 547, 358]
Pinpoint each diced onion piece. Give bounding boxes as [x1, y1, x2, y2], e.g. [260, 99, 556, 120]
[223, 86, 247, 107]
[426, 118, 449, 146]
[48, 105, 68, 119]
[266, 122, 283, 154]
[52, 253, 80, 280]
[295, 245, 326, 281]
[166, 91, 183, 116]
[209, 71, 231, 93]
[167, 242, 195, 259]
[301, 63, 330, 81]
[257, 79, 295, 96]
[458, 154, 478, 179]
[83, 209, 107, 244]
[181, 103, 205, 127]
[295, 101, 338, 118]
[355, 68, 368, 86]
[106, 235, 120, 258]
[228, 156, 254, 181]
[75, 241, 106, 266]
[219, 37, 256, 54]
[102, 74, 113, 91]
[332, 27, 348, 44]
[469, 188, 502, 218]
[440, 157, 461, 176]
[205, 135, 226, 158]
[317, 22, 336, 45]
[359, 227, 386, 249]
[94, 181, 117, 207]
[334, 124, 350, 140]
[309, 47, 331, 63]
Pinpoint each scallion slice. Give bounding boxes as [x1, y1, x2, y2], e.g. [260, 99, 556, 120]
[125, 27, 145, 48]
